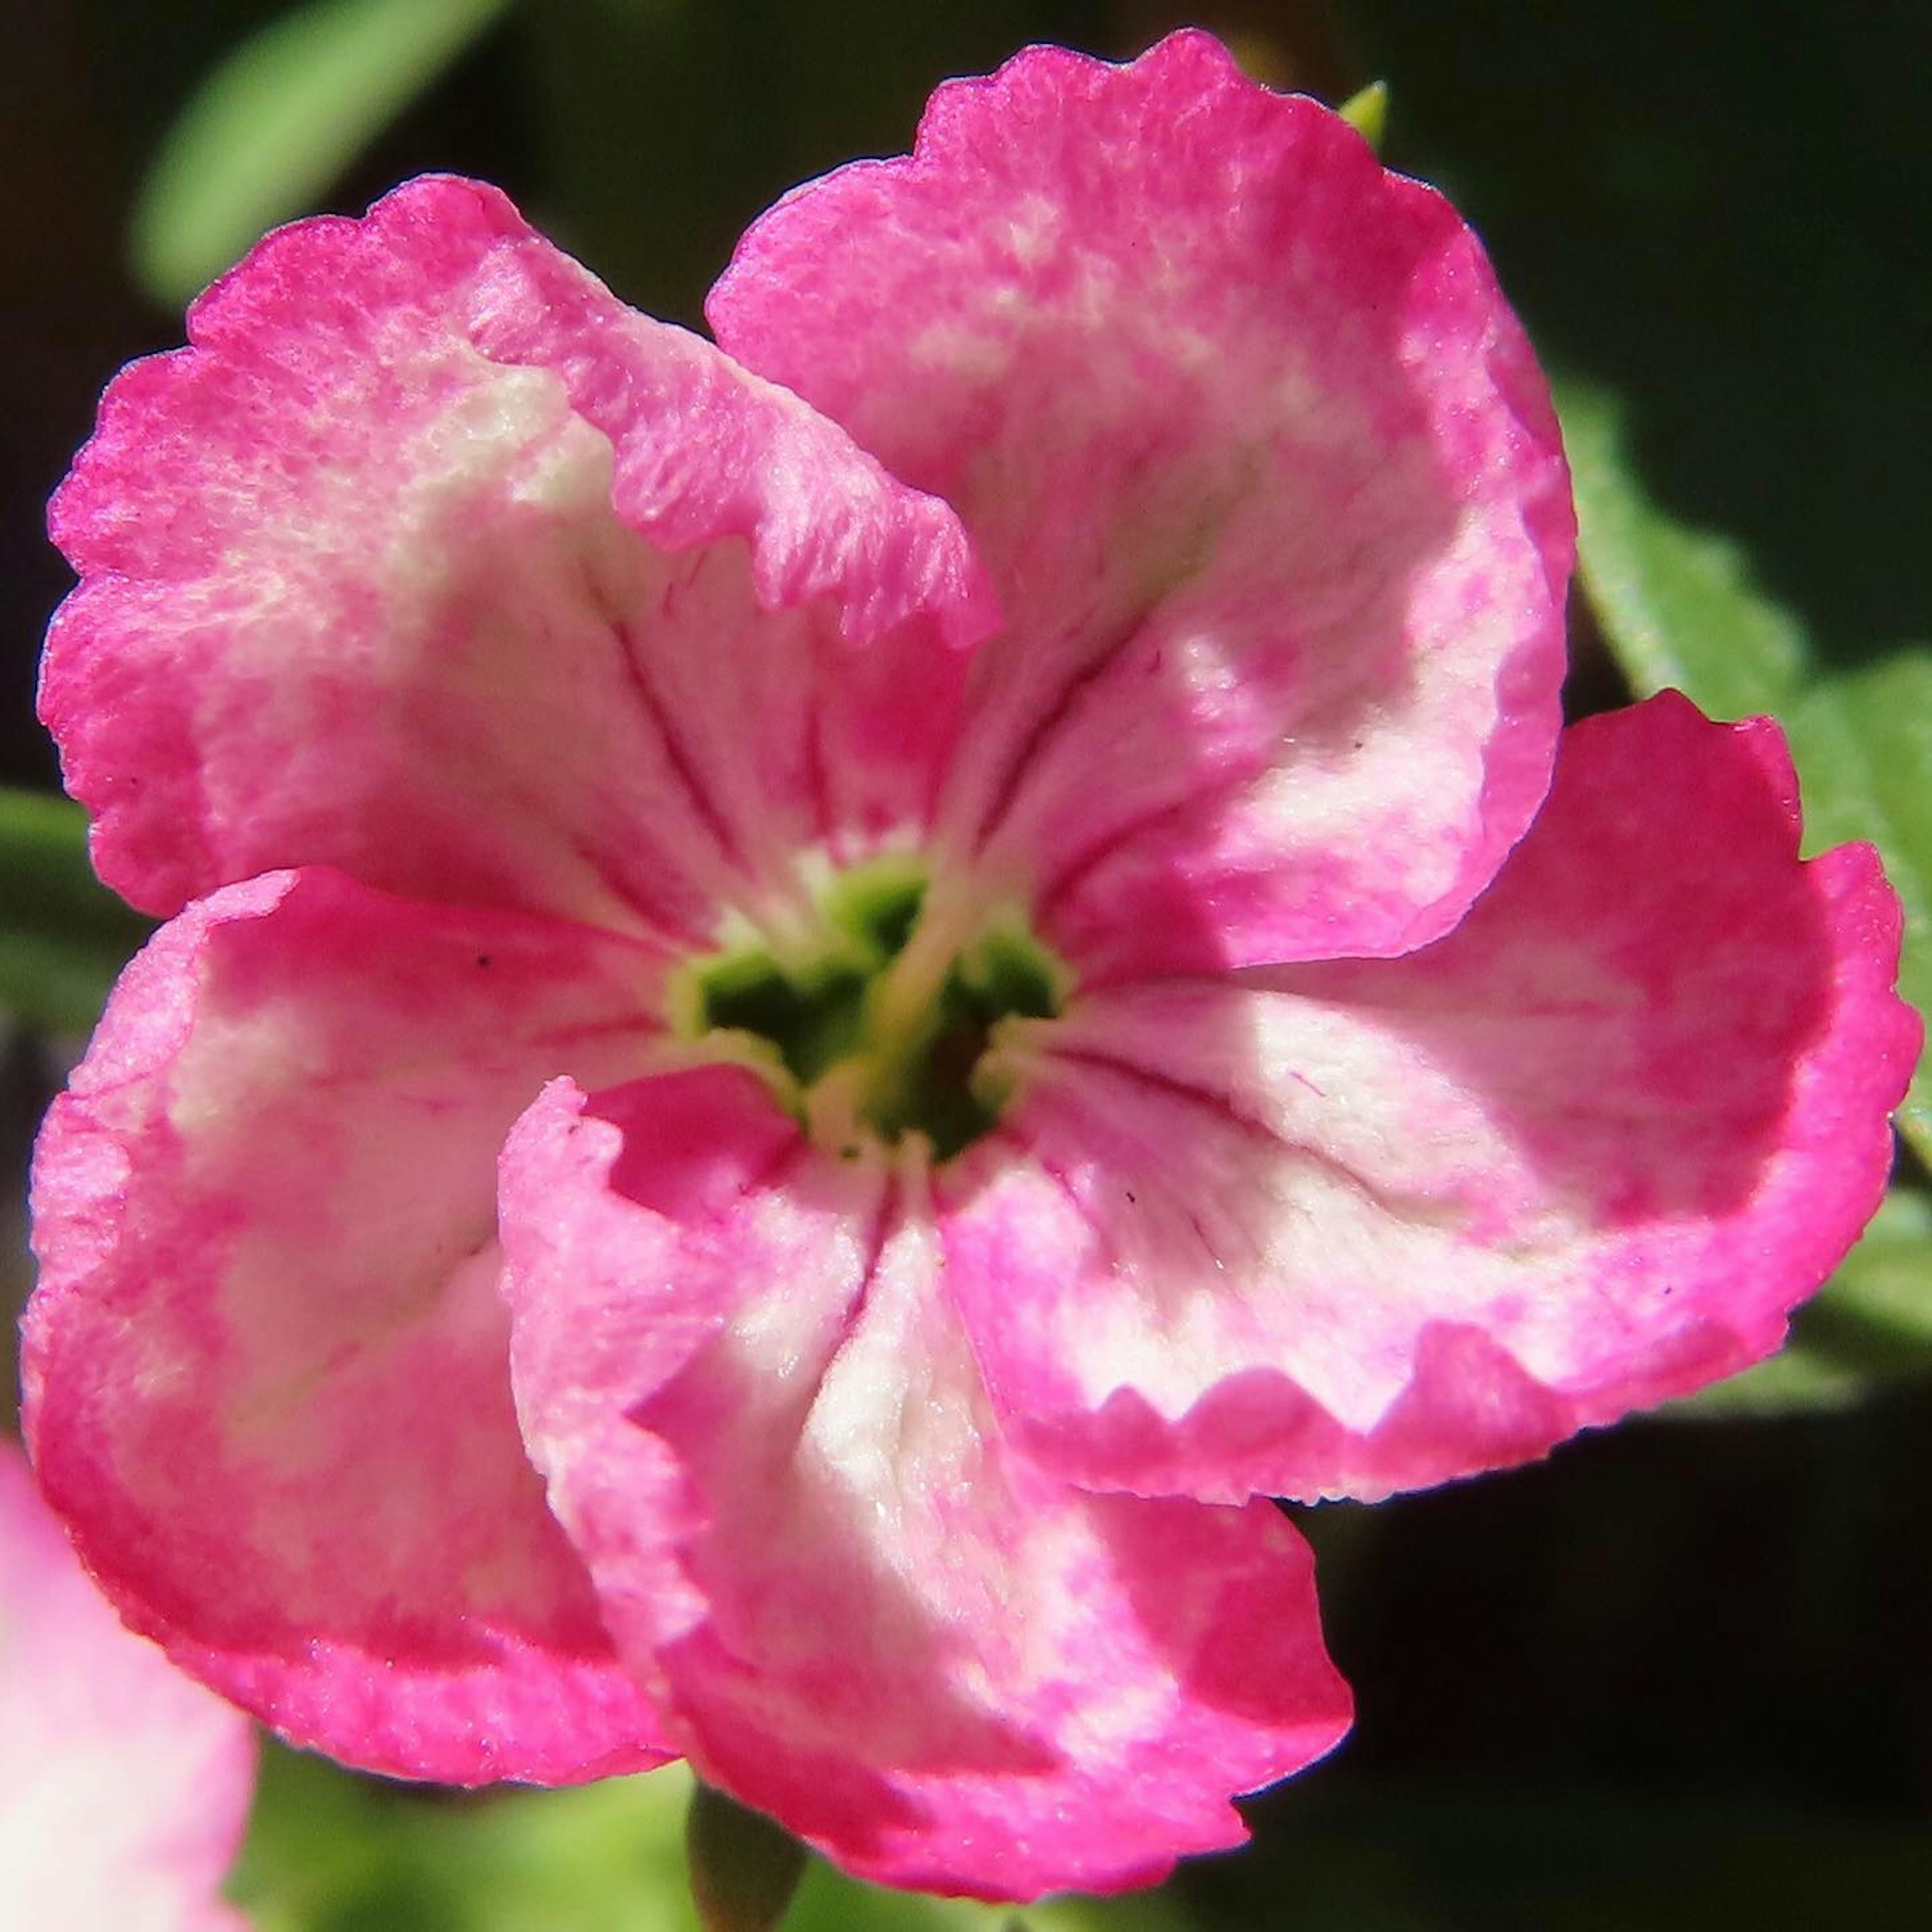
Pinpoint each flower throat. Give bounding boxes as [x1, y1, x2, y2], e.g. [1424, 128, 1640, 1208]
[671, 863, 1067, 1162]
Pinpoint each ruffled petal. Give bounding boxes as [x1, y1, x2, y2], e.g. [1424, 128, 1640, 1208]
[942, 693, 1918, 1501]
[1, 1442, 255, 1932]
[24, 869, 677, 1782]
[500, 1068, 1351, 1900]
[710, 31, 1570, 974]
[45, 175, 993, 933]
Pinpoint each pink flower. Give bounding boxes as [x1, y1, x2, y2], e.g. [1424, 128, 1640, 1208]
[24, 30, 1915, 1901]
[0, 1439, 256, 1931]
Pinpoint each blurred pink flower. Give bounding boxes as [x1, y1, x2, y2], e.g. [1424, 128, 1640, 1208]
[24, 30, 1915, 1900]
[0, 1440, 255, 1931]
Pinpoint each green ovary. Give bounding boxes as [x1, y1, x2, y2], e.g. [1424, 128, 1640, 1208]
[673, 863, 1067, 1161]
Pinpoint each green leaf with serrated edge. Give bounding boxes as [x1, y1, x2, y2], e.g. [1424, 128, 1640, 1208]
[0, 788, 148, 1034]
[1559, 378, 1932, 1163]
[1665, 1188, 1932, 1418]
[131, 0, 514, 307]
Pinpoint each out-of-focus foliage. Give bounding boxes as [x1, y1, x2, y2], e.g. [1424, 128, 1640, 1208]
[131, 0, 514, 304]
[230, 1748, 1199, 1932]
[229, 1748, 693, 1932]
[0, 789, 147, 1035]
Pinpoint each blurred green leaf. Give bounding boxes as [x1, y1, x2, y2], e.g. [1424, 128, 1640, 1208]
[232, 1748, 700, 1932]
[1666, 1187, 1932, 1417]
[1561, 379, 1932, 1163]
[131, 0, 514, 306]
[0, 788, 147, 1034]
[231, 1750, 1201, 1931]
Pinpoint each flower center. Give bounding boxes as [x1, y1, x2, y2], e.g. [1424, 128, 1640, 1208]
[671, 862, 1067, 1161]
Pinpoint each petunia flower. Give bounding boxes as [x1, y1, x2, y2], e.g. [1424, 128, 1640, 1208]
[0, 1438, 256, 1931]
[23, 30, 1915, 1902]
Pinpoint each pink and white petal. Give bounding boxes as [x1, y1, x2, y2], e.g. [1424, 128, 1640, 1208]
[1, 1441, 255, 1932]
[711, 31, 1570, 973]
[45, 175, 992, 930]
[943, 693, 1919, 1501]
[500, 1070, 1351, 1901]
[24, 869, 678, 1783]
